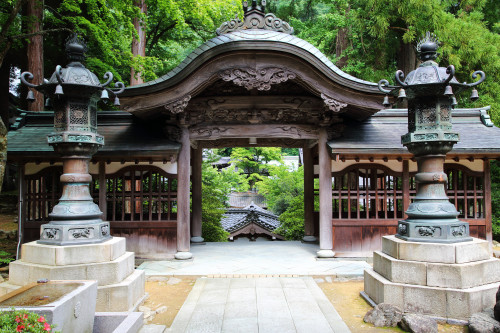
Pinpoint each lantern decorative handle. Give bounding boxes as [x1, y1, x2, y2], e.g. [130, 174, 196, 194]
[378, 79, 392, 93]
[395, 70, 407, 87]
[100, 72, 114, 87]
[466, 70, 486, 87]
[20, 72, 37, 88]
[55, 65, 64, 84]
[444, 65, 455, 85]
[111, 81, 125, 95]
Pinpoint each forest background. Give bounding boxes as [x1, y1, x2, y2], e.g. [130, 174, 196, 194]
[0, 0, 499, 241]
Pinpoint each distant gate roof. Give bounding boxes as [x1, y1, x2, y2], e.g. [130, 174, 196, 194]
[221, 202, 284, 240]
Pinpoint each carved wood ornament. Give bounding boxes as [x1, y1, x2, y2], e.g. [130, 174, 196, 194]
[321, 93, 348, 112]
[164, 95, 191, 114]
[219, 68, 297, 91]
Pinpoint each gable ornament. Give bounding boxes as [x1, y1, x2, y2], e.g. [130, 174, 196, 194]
[164, 95, 191, 114]
[320, 93, 348, 112]
[219, 67, 296, 91]
[216, 0, 293, 35]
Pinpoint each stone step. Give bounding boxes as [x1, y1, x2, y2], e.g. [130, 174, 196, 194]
[97, 269, 146, 312]
[9, 251, 135, 286]
[364, 268, 500, 320]
[382, 235, 491, 264]
[0, 281, 21, 296]
[20, 237, 127, 266]
[374, 251, 500, 289]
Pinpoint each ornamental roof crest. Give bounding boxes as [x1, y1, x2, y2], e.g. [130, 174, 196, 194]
[216, 0, 294, 35]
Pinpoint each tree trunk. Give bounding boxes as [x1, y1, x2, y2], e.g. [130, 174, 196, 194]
[335, 5, 350, 68]
[27, 0, 44, 111]
[130, 0, 147, 86]
[397, 40, 417, 76]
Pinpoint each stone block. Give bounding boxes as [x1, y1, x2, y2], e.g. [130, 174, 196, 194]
[382, 236, 398, 258]
[8, 251, 135, 286]
[363, 269, 404, 309]
[373, 251, 427, 285]
[446, 282, 500, 320]
[94, 312, 143, 333]
[0, 282, 20, 296]
[96, 269, 145, 312]
[427, 258, 500, 289]
[403, 284, 447, 317]
[20, 237, 127, 266]
[382, 235, 492, 264]
[455, 238, 491, 263]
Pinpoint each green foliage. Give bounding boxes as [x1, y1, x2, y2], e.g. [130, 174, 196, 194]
[0, 251, 14, 265]
[0, 309, 58, 332]
[201, 151, 248, 242]
[258, 165, 305, 240]
[230, 147, 282, 189]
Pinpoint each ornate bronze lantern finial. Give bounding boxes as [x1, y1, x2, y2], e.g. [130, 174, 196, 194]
[377, 32, 486, 243]
[19, 33, 125, 246]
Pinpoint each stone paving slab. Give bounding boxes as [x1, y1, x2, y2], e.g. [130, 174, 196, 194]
[168, 277, 351, 333]
[138, 241, 370, 277]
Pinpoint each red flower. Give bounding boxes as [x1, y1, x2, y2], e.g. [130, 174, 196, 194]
[38, 316, 45, 322]
[16, 324, 25, 332]
[15, 316, 21, 323]
[23, 314, 28, 320]
[44, 321, 51, 331]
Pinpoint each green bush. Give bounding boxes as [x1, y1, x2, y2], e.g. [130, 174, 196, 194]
[0, 309, 58, 332]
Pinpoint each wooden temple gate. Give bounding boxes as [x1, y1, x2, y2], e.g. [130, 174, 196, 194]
[8, 2, 499, 258]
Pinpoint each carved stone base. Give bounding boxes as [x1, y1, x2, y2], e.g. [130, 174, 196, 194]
[396, 220, 472, 243]
[38, 221, 112, 246]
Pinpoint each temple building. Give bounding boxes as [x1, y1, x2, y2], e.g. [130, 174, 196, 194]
[7, 2, 500, 258]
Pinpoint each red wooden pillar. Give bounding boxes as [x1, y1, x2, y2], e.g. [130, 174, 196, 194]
[191, 146, 204, 243]
[175, 127, 192, 259]
[303, 145, 316, 242]
[317, 129, 334, 257]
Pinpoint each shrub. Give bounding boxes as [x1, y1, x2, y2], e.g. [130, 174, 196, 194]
[0, 309, 58, 332]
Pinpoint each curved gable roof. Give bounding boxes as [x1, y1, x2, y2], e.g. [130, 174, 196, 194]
[123, 29, 379, 97]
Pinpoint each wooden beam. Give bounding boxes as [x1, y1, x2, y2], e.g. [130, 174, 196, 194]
[176, 127, 191, 255]
[191, 146, 203, 242]
[189, 124, 319, 140]
[303, 145, 315, 240]
[98, 162, 107, 220]
[484, 159, 492, 244]
[318, 128, 333, 256]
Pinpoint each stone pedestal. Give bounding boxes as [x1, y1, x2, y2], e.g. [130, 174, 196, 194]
[363, 235, 500, 320]
[0, 237, 145, 312]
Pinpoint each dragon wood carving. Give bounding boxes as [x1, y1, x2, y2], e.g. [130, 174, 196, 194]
[219, 68, 296, 91]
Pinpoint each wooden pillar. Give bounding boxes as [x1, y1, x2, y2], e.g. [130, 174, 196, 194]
[16, 163, 25, 260]
[303, 145, 316, 242]
[191, 147, 204, 243]
[402, 159, 410, 218]
[175, 127, 192, 259]
[484, 159, 492, 244]
[98, 161, 107, 220]
[317, 129, 334, 257]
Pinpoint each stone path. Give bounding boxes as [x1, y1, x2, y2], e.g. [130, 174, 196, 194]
[138, 241, 370, 277]
[167, 277, 351, 333]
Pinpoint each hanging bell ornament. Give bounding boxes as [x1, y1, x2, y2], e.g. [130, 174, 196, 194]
[44, 98, 51, 108]
[382, 95, 391, 107]
[114, 96, 120, 106]
[55, 84, 64, 95]
[450, 95, 458, 108]
[444, 85, 453, 96]
[470, 88, 479, 101]
[100, 89, 109, 102]
[26, 90, 35, 102]
[398, 88, 407, 100]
